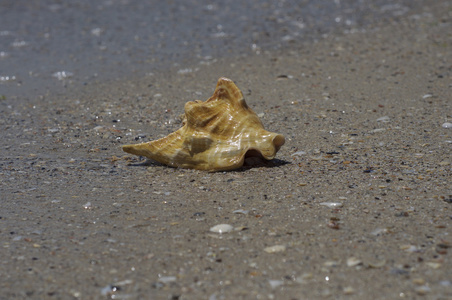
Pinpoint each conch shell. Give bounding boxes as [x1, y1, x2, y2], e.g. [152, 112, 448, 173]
[122, 77, 285, 171]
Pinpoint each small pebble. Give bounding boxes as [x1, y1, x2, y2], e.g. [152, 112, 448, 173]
[264, 245, 286, 253]
[209, 224, 233, 233]
[343, 286, 355, 295]
[441, 122, 452, 128]
[83, 202, 92, 209]
[368, 259, 386, 268]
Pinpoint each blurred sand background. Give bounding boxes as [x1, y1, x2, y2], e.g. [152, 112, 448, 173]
[1, 1, 451, 299]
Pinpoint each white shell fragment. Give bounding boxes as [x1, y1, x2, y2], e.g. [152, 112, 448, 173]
[291, 150, 307, 156]
[52, 71, 73, 80]
[441, 122, 452, 128]
[83, 202, 92, 209]
[158, 276, 177, 284]
[319, 202, 343, 208]
[346, 257, 362, 267]
[376, 116, 390, 122]
[370, 128, 386, 133]
[209, 224, 233, 233]
[371, 228, 389, 236]
[232, 209, 249, 215]
[264, 245, 286, 253]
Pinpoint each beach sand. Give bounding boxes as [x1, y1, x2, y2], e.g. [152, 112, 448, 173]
[1, 2, 451, 299]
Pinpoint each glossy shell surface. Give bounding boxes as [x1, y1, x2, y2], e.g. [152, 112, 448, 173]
[122, 77, 285, 171]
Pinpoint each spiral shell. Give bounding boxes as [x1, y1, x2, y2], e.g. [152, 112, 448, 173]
[122, 77, 285, 171]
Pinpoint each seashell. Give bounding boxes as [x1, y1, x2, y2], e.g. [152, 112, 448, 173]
[122, 77, 285, 171]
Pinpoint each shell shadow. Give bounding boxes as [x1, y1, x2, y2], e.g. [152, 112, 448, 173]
[126, 157, 290, 171]
[235, 158, 290, 172]
[126, 159, 166, 167]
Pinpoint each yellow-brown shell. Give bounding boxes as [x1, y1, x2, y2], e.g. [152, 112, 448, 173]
[122, 77, 285, 171]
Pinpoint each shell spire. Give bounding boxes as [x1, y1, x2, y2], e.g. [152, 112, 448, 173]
[122, 77, 285, 171]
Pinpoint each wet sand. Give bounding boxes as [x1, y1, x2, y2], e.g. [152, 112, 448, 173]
[1, 1, 451, 299]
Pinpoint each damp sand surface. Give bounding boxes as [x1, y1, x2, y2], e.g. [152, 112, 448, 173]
[1, 2, 452, 300]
